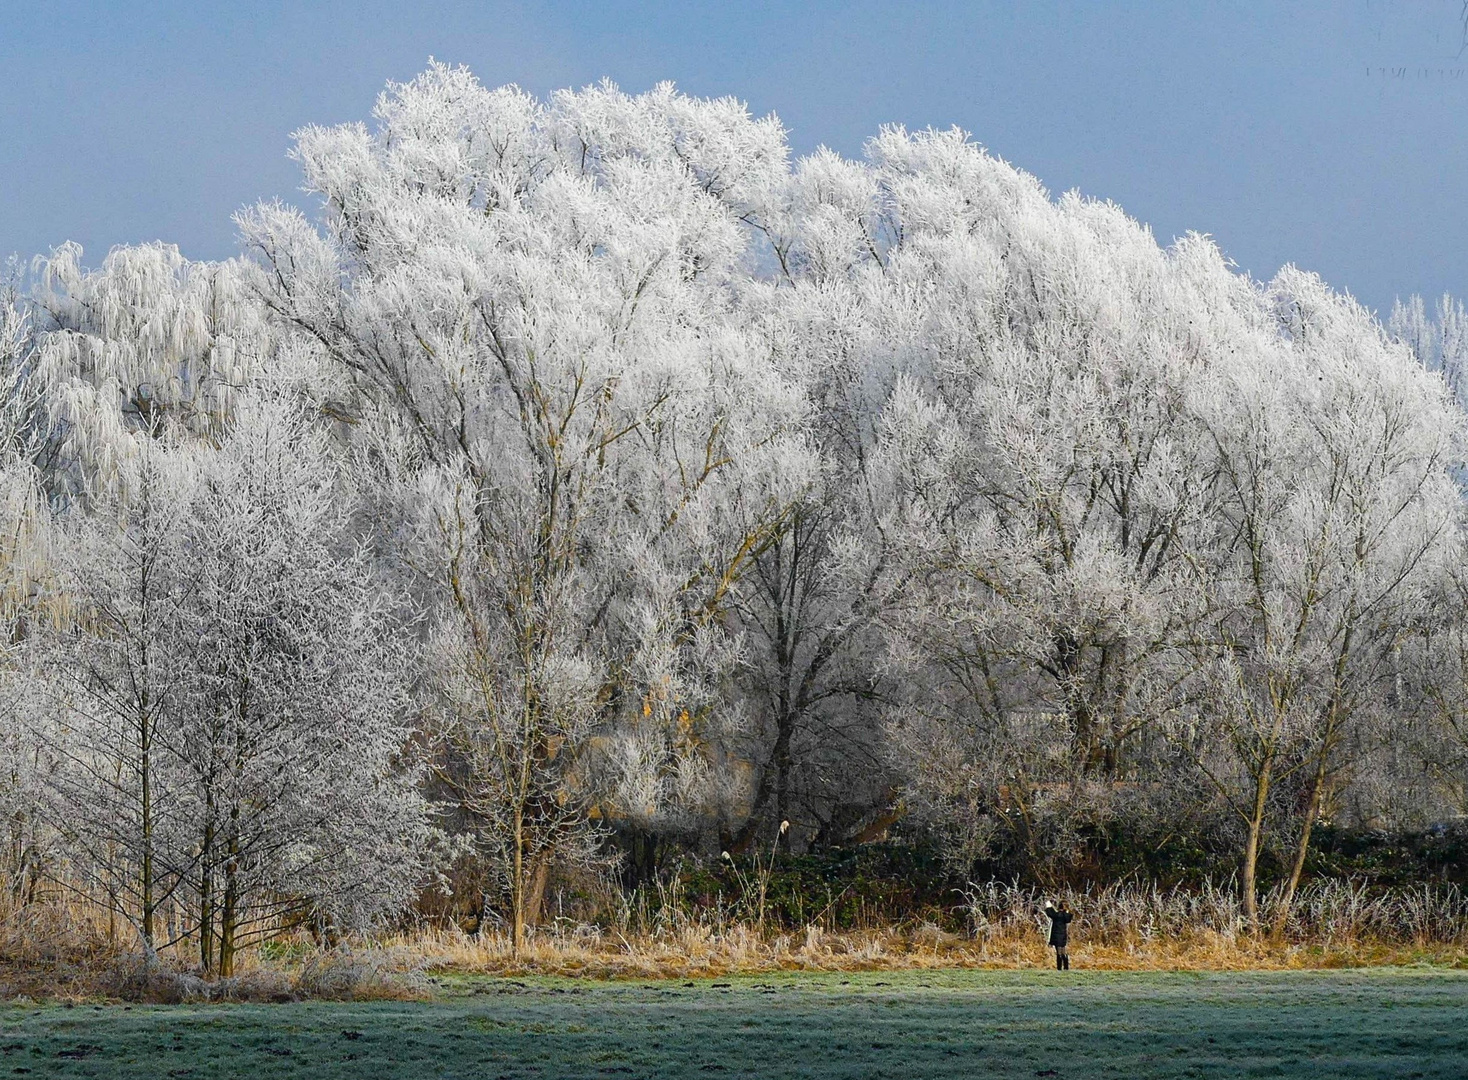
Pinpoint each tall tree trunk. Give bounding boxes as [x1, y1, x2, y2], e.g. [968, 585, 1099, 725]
[1272, 742, 1330, 941]
[524, 848, 551, 930]
[771, 553, 797, 852]
[140, 706, 155, 956]
[136, 506, 159, 961]
[1272, 625, 1354, 939]
[1241, 749, 1275, 929]
[198, 816, 215, 975]
[1053, 629, 1099, 772]
[511, 806, 526, 957]
[219, 675, 253, 979]
[219, 819, 240, 978]
[772, 708, 795, 851]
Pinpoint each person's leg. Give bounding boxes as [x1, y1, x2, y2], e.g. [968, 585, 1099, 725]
[1063, 950, 1071, 970]
[1055, 947, 1063, 970]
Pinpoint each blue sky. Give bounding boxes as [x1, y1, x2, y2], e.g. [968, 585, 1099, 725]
[3, 1, 1465, 316]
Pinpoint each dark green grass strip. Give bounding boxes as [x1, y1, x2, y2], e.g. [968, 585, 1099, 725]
[1, 968, 1465, 1078]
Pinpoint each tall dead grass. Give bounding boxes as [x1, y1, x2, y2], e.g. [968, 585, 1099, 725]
[2, 878, 1466, 998]
[0, 893, 427, 1002]
[963, 879, 1468, 951]
[383, 878, 1468, 979]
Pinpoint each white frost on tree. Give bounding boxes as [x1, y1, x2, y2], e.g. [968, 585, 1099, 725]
[237, 63, 812, 950]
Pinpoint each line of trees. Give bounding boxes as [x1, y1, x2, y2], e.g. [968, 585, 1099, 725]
[1, 64, 1465, 961]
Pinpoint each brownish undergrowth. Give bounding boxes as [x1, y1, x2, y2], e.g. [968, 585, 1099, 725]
[4, 877, 1467, 1001]
[2, 926, 1466, 1002]
[392, 923, 1468, 980]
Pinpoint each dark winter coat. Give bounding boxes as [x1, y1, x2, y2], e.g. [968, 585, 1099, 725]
[1044, 907, 1073, 948]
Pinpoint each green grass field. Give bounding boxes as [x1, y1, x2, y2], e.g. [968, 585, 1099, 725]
[1, 968, 1466, 1078]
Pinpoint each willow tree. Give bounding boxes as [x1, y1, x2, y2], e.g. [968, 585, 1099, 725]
[239, 64, 811, 950]
[1191, 269, 1461, 929]
[844, 127, 1233, 876]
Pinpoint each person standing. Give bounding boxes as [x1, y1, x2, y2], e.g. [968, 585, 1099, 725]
[1043, 901, 1073, 970]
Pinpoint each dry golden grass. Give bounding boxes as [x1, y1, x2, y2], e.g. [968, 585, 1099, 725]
[3, 876, 1466, 1001]
[0, 896, 429, 1003]
[386, 876, 1468, 980]
[384, 921, 1468, 980]
[2, 921, 1466, 1001]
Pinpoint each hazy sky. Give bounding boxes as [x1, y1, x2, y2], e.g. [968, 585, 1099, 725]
[3, 1, 1465, 316]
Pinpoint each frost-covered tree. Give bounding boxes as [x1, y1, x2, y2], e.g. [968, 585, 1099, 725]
[29, 409, 430, 966]
[1190, 270, 1461, 928]
[5, 62, 1465, 949]
[172, 403, 428, 975]
[721, 150, 912, 853]
[31, 441, 197, 954]
[1391, 292, 1468, 409]
[238, 64, 811, 948]
[31, 243, 275, 493]
[820, 127, 1463, 904]
[1393, 556, 1468, 823]
[843, 128, 1230, 877]
[0, 288, 60, 909]
[21, 237, 430, 962]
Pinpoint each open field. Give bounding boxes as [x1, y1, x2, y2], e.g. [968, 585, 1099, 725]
[1, 969, 1466, 1078]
